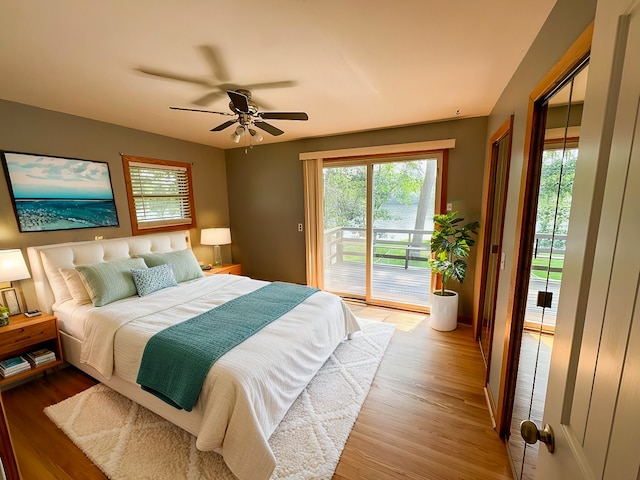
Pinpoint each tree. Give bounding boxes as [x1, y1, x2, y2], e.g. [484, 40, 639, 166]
[412, 160, 437, 245]
[323, 161, 431, 231]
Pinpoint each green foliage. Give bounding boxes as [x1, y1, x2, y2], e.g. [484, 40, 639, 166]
[323, 166, 367, 228]
[0, 305, 9, 316]
[323, 162, 428, 229]
[429, 212, 480, 295]
[536, 148, 577, 243]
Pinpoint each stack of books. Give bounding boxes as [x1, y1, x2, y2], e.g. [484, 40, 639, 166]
[27, 348, 56, 367]
[0, 356, 31, 378]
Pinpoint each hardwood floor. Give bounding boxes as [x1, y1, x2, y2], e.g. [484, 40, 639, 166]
[2, 304, 512, 480]
[334, 303, 513, 479]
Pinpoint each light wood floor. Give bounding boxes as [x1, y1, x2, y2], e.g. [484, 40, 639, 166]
[2, 304, 512, 480]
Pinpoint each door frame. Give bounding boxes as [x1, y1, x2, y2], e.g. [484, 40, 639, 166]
[474, 114, 514, 374]
[494, 23, 593, 437]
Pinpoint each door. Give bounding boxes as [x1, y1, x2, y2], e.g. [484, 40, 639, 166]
[478, 116, 513, 370]
[370, 159, 438, 307]
[508, 64, 585, 479]
[322, 155, 442, 310]
[323, 164, 367, 298]
[536, 3, 640, 477]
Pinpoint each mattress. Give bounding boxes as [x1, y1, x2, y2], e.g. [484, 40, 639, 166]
[54, 300, 94, 339]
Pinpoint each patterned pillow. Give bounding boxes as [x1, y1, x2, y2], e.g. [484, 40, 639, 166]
[137, 249, 204, 283]
[131, 264, 178, 296]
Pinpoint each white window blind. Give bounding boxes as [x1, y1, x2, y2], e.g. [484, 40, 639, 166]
[128, 161, 193, 230]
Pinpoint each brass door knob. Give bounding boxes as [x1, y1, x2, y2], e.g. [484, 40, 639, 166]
[520, 420, 555, 453]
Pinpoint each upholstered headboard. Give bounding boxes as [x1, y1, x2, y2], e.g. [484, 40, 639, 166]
[27, 231, 191, 313]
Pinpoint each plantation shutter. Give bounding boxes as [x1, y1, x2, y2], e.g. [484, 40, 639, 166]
[122, 155, 196, 234]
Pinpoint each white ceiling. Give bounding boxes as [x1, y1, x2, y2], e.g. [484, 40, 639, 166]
[0, 0, 557, 150]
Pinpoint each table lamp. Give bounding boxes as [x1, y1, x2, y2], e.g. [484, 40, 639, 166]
[201, 228, 231, 267]
[0, 249, 31, 315]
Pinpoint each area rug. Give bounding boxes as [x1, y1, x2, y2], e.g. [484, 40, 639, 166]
[45, 319, 395, 480]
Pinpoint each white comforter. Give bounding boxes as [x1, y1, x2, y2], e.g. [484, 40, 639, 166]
[78, 274, 360, 480]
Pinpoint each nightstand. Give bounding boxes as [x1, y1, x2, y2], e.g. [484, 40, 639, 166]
[204, 263, 242, 276]
[0, 313, 64, 387]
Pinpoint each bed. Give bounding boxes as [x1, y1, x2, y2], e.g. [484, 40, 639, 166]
[27, 231, 360, 480]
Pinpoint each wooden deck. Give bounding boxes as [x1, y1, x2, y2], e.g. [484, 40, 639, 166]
[324, 260, 431, 306]
[323, 261, 561, 328]
[525, 278, 561, 328]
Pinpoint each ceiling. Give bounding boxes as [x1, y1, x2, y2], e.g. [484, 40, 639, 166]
[0, 0, 557, 150]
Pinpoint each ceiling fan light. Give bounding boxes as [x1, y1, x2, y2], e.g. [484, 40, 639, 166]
[249, 129, 263, 142]
[235, 125, 245, 136]
[231, 132, 241, 143]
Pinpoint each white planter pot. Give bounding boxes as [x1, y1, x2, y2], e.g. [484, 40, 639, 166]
[430, 290, 459, 331]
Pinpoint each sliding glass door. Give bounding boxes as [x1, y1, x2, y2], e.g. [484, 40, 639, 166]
[322, 153, 442, 310]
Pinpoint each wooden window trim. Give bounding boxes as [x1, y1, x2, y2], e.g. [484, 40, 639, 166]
[122, 154, 197, 236]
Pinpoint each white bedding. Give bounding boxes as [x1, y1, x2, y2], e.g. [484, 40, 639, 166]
[59, 274, 360, 480]
[54, 301, 93, 338]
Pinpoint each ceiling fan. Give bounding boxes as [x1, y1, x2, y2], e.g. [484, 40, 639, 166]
[170, 89, 308, 142]
[137, 45, 297, 107]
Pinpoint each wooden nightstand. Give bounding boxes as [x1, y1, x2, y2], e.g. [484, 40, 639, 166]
[0, 313, 63, 387]
[204, 263, 242, 276]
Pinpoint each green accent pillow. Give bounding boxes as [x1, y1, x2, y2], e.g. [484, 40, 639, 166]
[138, 249, 204, 283]
[131, 264, 178, 296]
[76, 258, 147, 307]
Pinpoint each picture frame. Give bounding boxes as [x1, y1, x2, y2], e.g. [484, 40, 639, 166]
[1, 151, 119, 232]
[0, 288, 21, 316]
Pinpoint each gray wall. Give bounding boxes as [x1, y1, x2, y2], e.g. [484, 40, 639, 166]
[484, 0, 597, 398]
[226, 116, 488, 318]
[0, 99, 228, 310]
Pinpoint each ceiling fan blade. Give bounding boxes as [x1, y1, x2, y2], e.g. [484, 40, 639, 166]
[169, 106, 234, 116]
[259, 112, 309, 121]
[227, 90, 250, 113]
[198, 45, 230, 82]
[242, 80, 297, 91]
[136, 67, 212, 87]
[192, 91, 226, 107]
[211, 120, 237, 132]
[254, 121, 284, 136]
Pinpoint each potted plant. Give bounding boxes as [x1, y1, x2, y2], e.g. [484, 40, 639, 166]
[429, 212, 480, 331]
[0, 305, 9, 327]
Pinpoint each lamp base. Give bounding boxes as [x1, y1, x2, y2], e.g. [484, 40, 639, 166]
[213, 245, 222, 267]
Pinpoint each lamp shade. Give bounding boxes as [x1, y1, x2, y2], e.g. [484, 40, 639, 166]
[0, 249, 31, 282]
[201, 228, 232, 246]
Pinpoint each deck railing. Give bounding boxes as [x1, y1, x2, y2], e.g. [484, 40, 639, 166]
[324, 226, 433, 270]
[532, 233, 567, 276]
[324, 227, 567, 276]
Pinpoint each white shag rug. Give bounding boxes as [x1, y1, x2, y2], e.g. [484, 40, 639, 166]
[45, 319, 395, 480]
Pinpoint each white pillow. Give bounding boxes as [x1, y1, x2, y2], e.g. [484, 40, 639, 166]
[58, 267, 92, 305]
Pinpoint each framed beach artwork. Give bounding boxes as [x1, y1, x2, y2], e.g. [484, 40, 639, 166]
[1, 151, 119, 232]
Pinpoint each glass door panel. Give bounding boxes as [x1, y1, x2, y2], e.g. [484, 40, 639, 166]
[322, 165, 367, 297]
[480, 127, 512, 368]
[508, 63, 586, 479]
[371, 159, 436, 307]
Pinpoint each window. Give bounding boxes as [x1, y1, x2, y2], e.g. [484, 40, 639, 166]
[122, 155, 196, 235]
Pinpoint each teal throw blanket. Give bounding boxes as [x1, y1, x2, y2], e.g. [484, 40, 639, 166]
[136, 282, 319, 411]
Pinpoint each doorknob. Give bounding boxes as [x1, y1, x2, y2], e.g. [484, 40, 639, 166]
[520, 420, 555, 453]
